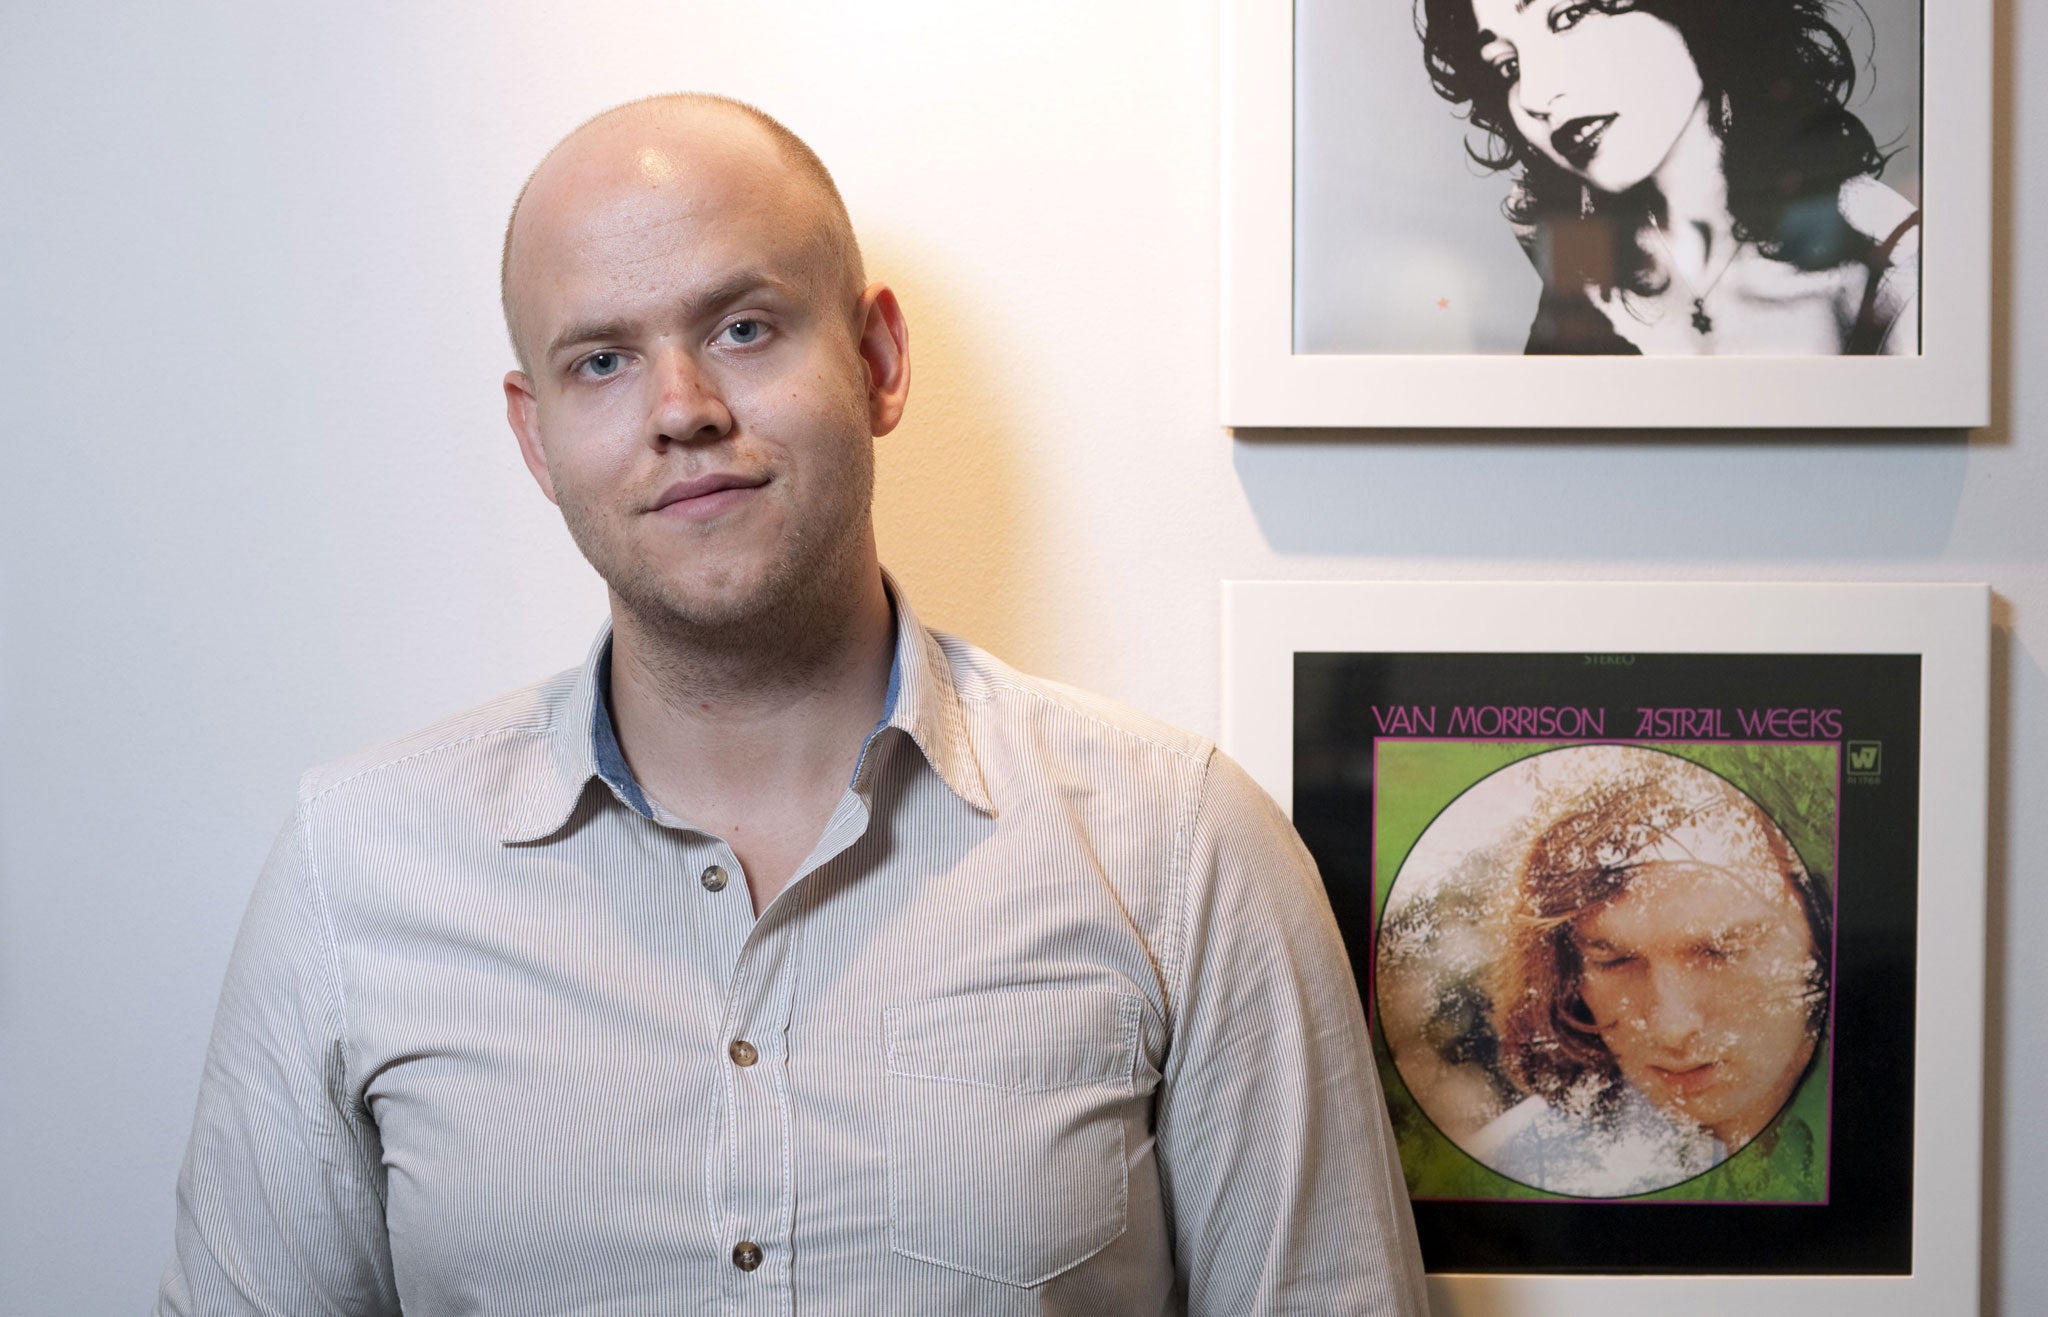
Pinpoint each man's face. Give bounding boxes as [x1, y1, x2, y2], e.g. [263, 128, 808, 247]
[1571, 859, 1821, 1150]
[504, 120, 901, 643]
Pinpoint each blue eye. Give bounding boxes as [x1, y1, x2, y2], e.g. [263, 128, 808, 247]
[579, 351, 624, 379]
[721, 319, 765, 346]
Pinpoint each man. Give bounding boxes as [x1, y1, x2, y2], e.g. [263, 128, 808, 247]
[158, 94, 1426, 1315]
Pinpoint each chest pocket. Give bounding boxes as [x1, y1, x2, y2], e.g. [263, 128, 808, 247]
[884, 988, 1144, 1287]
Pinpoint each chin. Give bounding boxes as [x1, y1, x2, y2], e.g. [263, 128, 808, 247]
[1582, 158, 1657, 197]
[653, 555, 852, 646]
[654, 574, 795, 629]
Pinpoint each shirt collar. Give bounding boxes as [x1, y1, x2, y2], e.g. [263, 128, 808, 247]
[873, 575, 994, 815]
[501, 573, 992, 844]
[589, 635, 655, 820]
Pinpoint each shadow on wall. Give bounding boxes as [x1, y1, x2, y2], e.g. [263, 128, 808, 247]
[1981, 597, 2034, 1317]
[868, 236, 1047, 670]
[1229, 428, 1973, 561]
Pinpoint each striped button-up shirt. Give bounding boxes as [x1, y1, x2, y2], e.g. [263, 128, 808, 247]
[158, 587, 1427, 1315]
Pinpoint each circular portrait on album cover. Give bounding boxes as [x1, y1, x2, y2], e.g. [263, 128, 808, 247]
[1374, 743, 1836, 1200]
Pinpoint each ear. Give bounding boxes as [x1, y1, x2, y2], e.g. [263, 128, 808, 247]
[854, 283, 911, 436]
[504, 370, 558, 504]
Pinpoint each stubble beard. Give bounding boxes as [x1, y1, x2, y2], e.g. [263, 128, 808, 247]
[560, 445, 880, 698]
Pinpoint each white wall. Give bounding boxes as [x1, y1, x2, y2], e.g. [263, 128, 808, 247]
[1, 2, 2038, 1310]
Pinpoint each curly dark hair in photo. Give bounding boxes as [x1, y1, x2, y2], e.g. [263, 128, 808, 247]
[1492, 757, 1834, 1109]
[1415, 0, 1893, 296]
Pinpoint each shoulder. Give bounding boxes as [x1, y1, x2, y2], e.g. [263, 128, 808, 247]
[1837, 175, 1921, 261]
[934, 630, 1215, 772]
[929, 632, 1310, 887]
[297, 668, 575, 813]
[1834, 176, 1920, 352]
[1467, 1085, 1723, 1196]
[1524, 280, 1641, 355]
[923, 630, 1306, 872]
[1468, 1095, 1554, 1162]
[1465, 1094, 1601, 1190]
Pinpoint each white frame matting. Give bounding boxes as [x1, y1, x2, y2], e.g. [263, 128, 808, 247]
[1220, 2, 1993, 429]
[1221, 580, 1988, 1316]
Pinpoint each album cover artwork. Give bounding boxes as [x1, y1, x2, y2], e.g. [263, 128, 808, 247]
[1293, 651, 1919, 1274]
[1293, 0, 1925, 357]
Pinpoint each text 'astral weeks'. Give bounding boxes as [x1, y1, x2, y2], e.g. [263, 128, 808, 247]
[1368, 705, 1847, 740]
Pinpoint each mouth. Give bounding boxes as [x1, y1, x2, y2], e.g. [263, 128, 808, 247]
[1650, 1061, 1721, 1096]
[1551, 114, 1616, 172]
[649, 472, 770, 520]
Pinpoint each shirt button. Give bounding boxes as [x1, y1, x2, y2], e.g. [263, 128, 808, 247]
[728, 1039, 758, 1067]
[732, 1240, 763, 1272]
[700, 864, 729, 892]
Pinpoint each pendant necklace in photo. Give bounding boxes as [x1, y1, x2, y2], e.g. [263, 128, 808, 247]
[1647, 216, 1740, 335]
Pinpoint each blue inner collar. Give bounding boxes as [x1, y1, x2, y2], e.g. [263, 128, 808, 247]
[591, 621, 904, 821]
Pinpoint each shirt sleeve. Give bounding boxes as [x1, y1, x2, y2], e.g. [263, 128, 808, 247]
[155, 790, 400, 1316]
[1155, 749, 1429, 1316]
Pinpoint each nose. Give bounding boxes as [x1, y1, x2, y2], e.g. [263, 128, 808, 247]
[1639, 965, 1707, 1050]
[1515, 52, 1564, 122]
[646, 342, 733, 448]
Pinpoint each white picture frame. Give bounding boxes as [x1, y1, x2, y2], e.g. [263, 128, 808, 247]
[1221, 1, 1993, 428]
[1221, 580, 1988, 1315]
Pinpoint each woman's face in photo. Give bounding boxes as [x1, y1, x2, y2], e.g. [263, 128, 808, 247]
[1570, 859, 1821, 1148]
[1466, 0, 1706, 195]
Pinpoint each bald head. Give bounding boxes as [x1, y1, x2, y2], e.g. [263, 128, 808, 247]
[501, 94, 864, 371]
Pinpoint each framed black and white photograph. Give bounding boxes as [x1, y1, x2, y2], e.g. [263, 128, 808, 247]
[1221, 581, 1988, 1314]
[1221, 2, 1992, 427]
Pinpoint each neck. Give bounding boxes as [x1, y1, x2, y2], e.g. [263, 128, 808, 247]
[1646, 99, 1735, 272]
[606, 563, 895, 826]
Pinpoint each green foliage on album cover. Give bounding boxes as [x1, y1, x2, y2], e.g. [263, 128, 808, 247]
[1676, 742, 1838, 891]
[1372, 741, 1552, 909]
[1374, 1036, 1832, 1203]
[1370, 738, 1840, 1205]
[1372, 739, 1839, 903]
[1643, 1044, 1832, 1203]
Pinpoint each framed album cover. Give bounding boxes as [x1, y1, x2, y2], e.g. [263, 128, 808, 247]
[1221, 581, 1988, 1315]
[1220, 1, 1992, 428]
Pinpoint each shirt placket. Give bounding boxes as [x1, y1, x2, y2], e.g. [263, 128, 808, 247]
[708, 783, 878, 1316]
